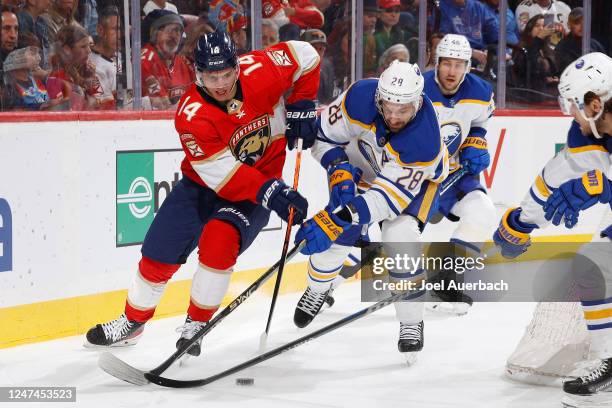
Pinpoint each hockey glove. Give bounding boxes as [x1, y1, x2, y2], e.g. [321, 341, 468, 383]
[328, 162, 363, 210]
[285, 100, 317, 150]
[459, 137, 490, 175]
[492, 208, 536, 259]
[295, 210, 349, 255]
[257, 179, 308, 225]
[544, 170, 611, 229]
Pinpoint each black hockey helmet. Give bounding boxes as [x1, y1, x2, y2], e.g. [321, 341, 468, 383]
[194, 29, 238, 72]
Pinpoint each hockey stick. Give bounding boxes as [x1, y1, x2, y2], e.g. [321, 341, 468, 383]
[144, 287, 412, 388]
[440, 167, 468, 195]
[98, 241, 306, 386]
[259, 139, 304, 351]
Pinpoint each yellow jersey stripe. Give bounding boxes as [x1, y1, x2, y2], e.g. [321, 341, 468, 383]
[417, 182, 439, 222]
[373, 179, 409, 209]
[568, 145, 609, 154]
[584, 308, 612, 321]
[534, 175, 551, 198]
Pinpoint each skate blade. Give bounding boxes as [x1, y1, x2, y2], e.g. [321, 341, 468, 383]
[426, 302, 469, 316]
[402, 352, 418, 366]
[98, 352, 149, 386]
[83, 334, 142, 349]
[562, 392, 612, 408]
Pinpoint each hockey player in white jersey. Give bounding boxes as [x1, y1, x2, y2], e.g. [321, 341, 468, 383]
[292, 60, 449, 359]
[422, 34, 496, 315]
[492, 52, 612, 408]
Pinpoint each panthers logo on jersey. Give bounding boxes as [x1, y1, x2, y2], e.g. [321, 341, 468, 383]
[229, 115, 271, 165]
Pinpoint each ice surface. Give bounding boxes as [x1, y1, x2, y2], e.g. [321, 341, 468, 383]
[0, 281, 564, 408]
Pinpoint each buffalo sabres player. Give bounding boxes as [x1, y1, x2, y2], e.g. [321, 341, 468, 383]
[422, 34, 496, 315]
[84, 31, 320, 355]
[293, 60, 449, 360]
[493, 52, 612, 408]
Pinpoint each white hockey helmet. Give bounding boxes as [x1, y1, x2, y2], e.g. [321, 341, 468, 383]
[376, 60, 424, 115]
[435, 34, 472, 91]
[558, 52, 612, 138]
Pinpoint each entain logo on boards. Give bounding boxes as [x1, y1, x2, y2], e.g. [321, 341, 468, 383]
[0, 198, 12, 272]
[116, 150, 182, 246]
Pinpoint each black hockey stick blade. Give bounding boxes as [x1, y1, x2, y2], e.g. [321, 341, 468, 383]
[98, 241, 305, 385]
[144, 289, 410, 388]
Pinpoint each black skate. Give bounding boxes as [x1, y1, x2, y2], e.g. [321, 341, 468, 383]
[398, 321, 424, 352]
[427, 268, 473, 316]
[294, 287, 329, 328]
[84, 314, 144, 347]
[175, 315, 207, 357]
[562, 358, 612, 408]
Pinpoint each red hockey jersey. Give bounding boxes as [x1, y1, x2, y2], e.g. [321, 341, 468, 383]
[174, 41, 320, 203]
[141, 44, 194, 104]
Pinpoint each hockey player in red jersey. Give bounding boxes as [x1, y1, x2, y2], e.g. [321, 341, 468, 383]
[85, 30, 320, 356]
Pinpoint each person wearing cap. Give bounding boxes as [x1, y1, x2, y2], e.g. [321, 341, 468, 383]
[554, 7, 606, 75]
[373, 0, 412, 64]
[2, 46, 54, 110]
[142, 0, 178, 16]
[301, 28, 333, 104]
[140, 9, 193, 110]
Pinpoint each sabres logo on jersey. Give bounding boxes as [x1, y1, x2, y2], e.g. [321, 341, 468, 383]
[440, 122, 463, 156]
[229, 115, 271, 165]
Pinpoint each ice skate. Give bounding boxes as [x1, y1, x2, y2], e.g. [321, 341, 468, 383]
[294, 287, 330, 328]
[84, 314, 144, 348]
[175, 315, 207, 357]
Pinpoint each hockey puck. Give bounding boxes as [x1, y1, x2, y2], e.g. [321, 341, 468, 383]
[236, 378, 254, 386]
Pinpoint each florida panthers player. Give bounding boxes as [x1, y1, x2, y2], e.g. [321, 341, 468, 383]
[84, 31, 320, 355]
[293, 60, 449, 360]
[492, 52, 612, 408]
[423, 34, 496, 315]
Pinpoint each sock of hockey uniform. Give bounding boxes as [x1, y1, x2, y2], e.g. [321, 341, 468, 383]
[390, 268, 426, 323]
[189, 219, 241, 321]
[307, 245, 350, 292]
[125, 256, 180, 323]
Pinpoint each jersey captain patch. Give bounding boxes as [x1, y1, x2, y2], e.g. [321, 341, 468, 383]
[229, 115, 271, 165]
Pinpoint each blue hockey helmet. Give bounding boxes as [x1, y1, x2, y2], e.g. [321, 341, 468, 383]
[194, 30, 238, 73]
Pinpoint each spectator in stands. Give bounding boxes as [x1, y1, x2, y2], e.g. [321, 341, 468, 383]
[301, 28, 332, 104]
[1, 7, 19, 67]
[262, 0, 321, 41]
[323, 20, 350, 103]
[374, 0, 412, 62]
[363, 0, 379, 77]
[17, 0, 52, 69]
[76, 0, 98, 37]
[41, 0, 78, 42]
[376, 43, 409, 75]
[437, 0, 498, 68]
[554, 7, 606, 74]
[48, 24, 107, 110]
[513, 14, 559, 96]
[181, 18, 213, 64]
[143, 0, 178, 16]
[90, 5, 120, 109]
[262, 18, 280, 48]
[141, 9, 193, 110]
[424, 32, 444, 71]
[515, 0, 570, 35]
[2, 46, 61, 110]
[228, 14, 248, 55]
[482, 0, 520, 46]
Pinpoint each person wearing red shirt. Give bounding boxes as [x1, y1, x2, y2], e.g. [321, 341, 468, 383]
[141, 10, 194, 110]
[85, 30, 321, 356]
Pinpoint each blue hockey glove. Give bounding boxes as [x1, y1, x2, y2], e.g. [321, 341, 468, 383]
[257, 179, 308, 225]
[459, 136, 490, 175]
[328, 162, 363, 210]
[544, 170, 611, 229]
[492, 208, 536, 259]
[285, 100, 317, 150]
[295, 210, 349, 255]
